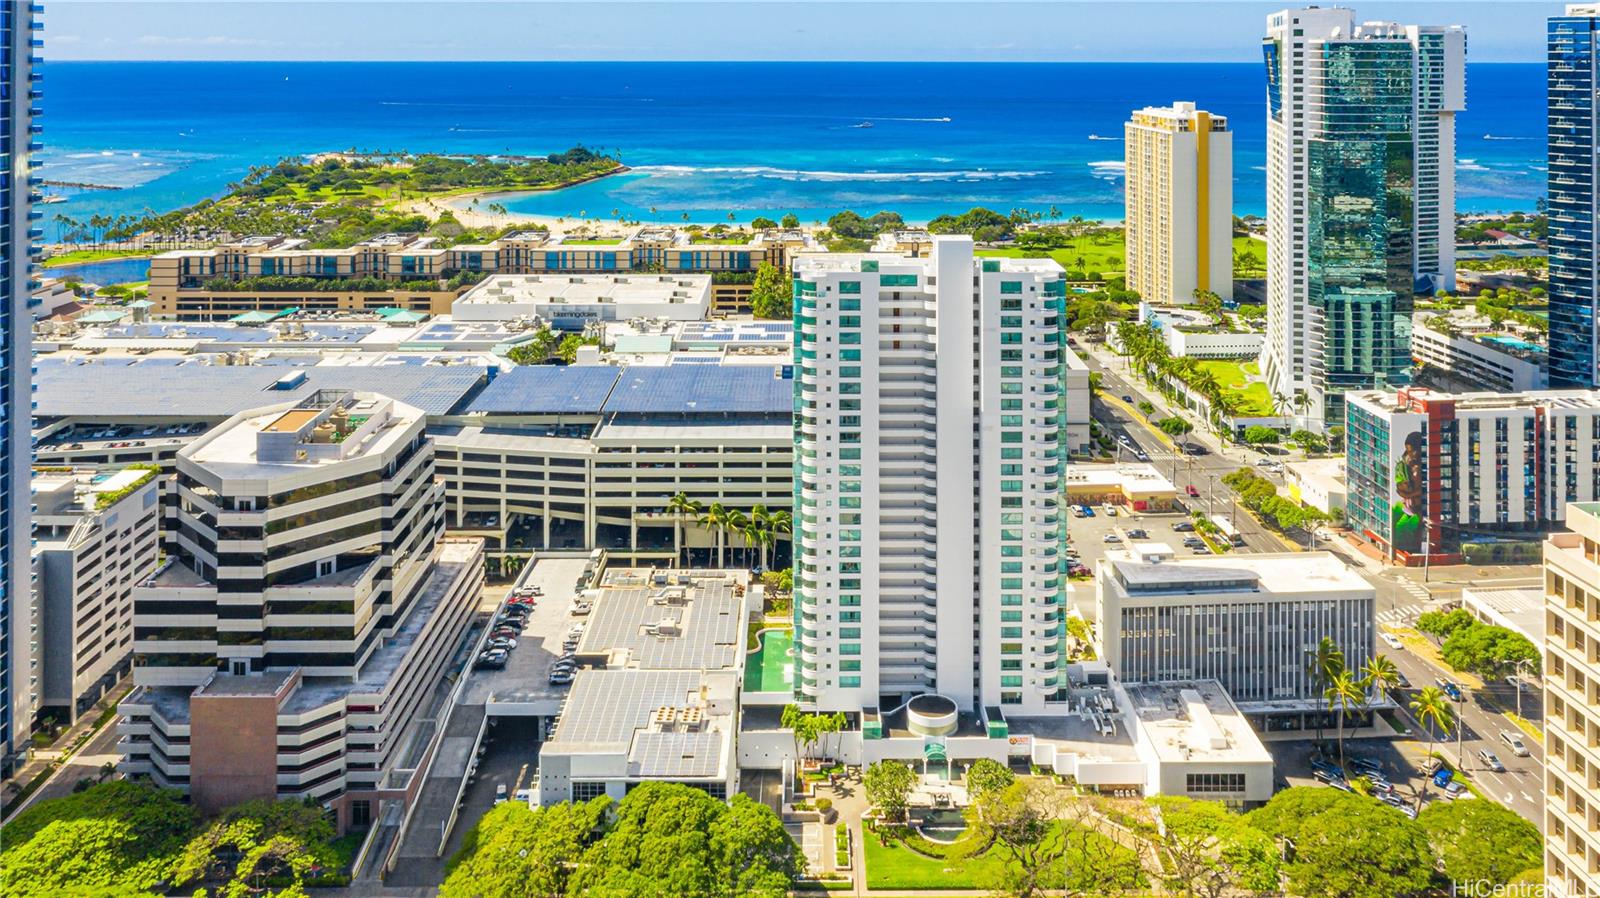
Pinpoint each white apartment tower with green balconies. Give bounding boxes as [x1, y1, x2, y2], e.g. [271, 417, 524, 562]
[791, 236, 1071, 718]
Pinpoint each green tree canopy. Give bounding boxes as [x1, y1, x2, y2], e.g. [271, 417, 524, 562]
[749, 216, 778, 229]
[749, 261, 792, 320]
[1247, 787, 1435, 898]
[567, 784, 798, 898]
[1149, 796, 1279, 898]
[172, 796, 343, 895]
[442, 796, 610, 898]
[1418, 799, 1541, 887]
[1, 781, 197, 897]
[864, 760, 917, 824]
[964, 758, 1016, 801]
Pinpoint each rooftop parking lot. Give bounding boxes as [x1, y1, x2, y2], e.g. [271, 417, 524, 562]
[460, 556, 592, 711]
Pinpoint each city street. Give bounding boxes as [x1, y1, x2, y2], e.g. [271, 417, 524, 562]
[1075, 338, 1547, 826]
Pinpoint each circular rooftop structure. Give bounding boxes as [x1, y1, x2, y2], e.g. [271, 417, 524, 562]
[906, 694, 959, 737]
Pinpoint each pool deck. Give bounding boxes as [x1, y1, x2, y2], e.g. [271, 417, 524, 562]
[745, 627, 795, 693]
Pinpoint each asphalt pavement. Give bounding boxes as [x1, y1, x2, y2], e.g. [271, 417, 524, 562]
[1075, 338, 1547, 827]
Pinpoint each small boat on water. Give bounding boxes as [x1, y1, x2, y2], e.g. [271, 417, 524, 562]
[851, 121, 874, 129]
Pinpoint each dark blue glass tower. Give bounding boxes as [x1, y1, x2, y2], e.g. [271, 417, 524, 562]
[1550, 11, 1600, 388]
[1, 0, 41, 773]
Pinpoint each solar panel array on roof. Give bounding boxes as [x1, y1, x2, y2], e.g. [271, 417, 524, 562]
[629, 731, 723, 778]
[602, 365, 791, 414]
[463, 366, 621, 415]
[34, 360, 488, 418]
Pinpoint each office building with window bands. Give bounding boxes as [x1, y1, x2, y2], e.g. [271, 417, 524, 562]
[117, 390, 484, 831]
[1345, 387, 1600, 565]
[1, 0, 43, 775]
[1262, 8, 1465, 432]
[32, 466, 162, 726]
[791, 237, 1071, 717]
[1544, 502, 1600, 897]
[1095, 546, 1377, 733]
[1550, 6, 1600, 388]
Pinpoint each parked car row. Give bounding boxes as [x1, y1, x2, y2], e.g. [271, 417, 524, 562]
[475, 595, 535, 671]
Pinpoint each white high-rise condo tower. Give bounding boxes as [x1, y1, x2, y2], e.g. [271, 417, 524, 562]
[1262, 8, 1465, 431]
[792, 237, 1071, 717]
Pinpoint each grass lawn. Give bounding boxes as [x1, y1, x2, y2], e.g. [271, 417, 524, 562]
[1232, 235, 1267, 276]
[1196, 359, 1275, 417]
[978, 232, 1127, 279]
[862, 833, 982, 890]
[41, 248, 157, 269]
[862, 822, 1145, 892]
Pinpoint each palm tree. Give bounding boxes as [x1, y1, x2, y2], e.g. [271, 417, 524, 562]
[667, 492, 702, 566]
[1306, 637, 1345, 745]
[1361, 654, 1400, 700]
[1325, 669, 1366, 771]
[1410, 687, 1456, 799]
[700, 502, 731, 567]
[725, 509, 749, 568]
[749, 504, 772, 569]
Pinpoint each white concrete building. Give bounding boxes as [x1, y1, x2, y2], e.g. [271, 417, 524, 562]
[1164, 327, 1265, 360]
[1410, 319, 1549, 392]
[1096, 546, 1376, 729]
[530, 568, 747, 805]
[1262, 8, 1466, 431]
[451, 273, 712, 326]
[1461, 586, 1541, 646]
[1283, 457, 1347, 515]
[1063, 342, 1093, 456]
[118, 390, 484, 830]
[1125, 102, 1233, 306]
[32, 467, 162, 724]
[792, 238, 1071, 716]
[1544, 502, 1600, 896]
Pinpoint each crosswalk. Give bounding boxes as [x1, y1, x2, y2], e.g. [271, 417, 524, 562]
[1378, 602, 1425, 625]
[1397, 579, 1433, 603]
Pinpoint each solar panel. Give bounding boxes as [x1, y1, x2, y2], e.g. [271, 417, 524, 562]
[463, 366, 620, 414]
[602, 365, 792, 414]
[34, 361, 488, 418]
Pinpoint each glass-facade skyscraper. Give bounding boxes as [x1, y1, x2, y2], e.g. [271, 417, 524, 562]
[1263, 8, 1464, 432]
[1550, 7, 1600, 389]
[1, 0, 40, 773]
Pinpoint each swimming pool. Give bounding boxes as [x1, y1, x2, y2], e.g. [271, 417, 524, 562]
[1480, 334, 1544, 354]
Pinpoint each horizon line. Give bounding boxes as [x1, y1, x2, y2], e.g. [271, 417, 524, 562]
[43, 56, 1544, 64]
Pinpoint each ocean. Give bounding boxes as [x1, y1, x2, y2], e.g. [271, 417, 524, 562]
[36, 61, 1546, 235]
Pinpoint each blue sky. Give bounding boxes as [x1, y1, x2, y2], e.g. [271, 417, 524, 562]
[45, 1, 1558, 63]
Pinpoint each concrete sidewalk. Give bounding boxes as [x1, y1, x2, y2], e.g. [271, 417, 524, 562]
[3, 678, 130, 821]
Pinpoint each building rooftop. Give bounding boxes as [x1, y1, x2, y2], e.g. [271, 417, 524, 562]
[464, 366, 621, 415]
[454, 273, 712, 311]
[1125, 680, 1272, 765]
[34, 357, 486, 418]
[1103, 550, 1370, 597]
[1064, 463, 1178, 494]
[1348, 386, 1600, 415]
[576, 573, 744, 671]
[185, 391, 419, 476]
[603, 365, 793, 415]
[33, 466, 156, 519]
[1462, 586, 1544, 645]
[543, 669, 735, 781]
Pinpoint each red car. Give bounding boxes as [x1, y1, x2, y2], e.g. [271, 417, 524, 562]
[507, 595, 536, 607]
[1186, 485, 1200, 497]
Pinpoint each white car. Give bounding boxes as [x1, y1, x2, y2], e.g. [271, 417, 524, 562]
[1501, 731, 1530, 757]
[1380, 632, 1404, 651]
[1102, 505, 1118, 517]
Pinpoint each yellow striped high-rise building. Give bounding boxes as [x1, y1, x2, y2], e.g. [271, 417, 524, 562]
[1124, 102, 1233, 306]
